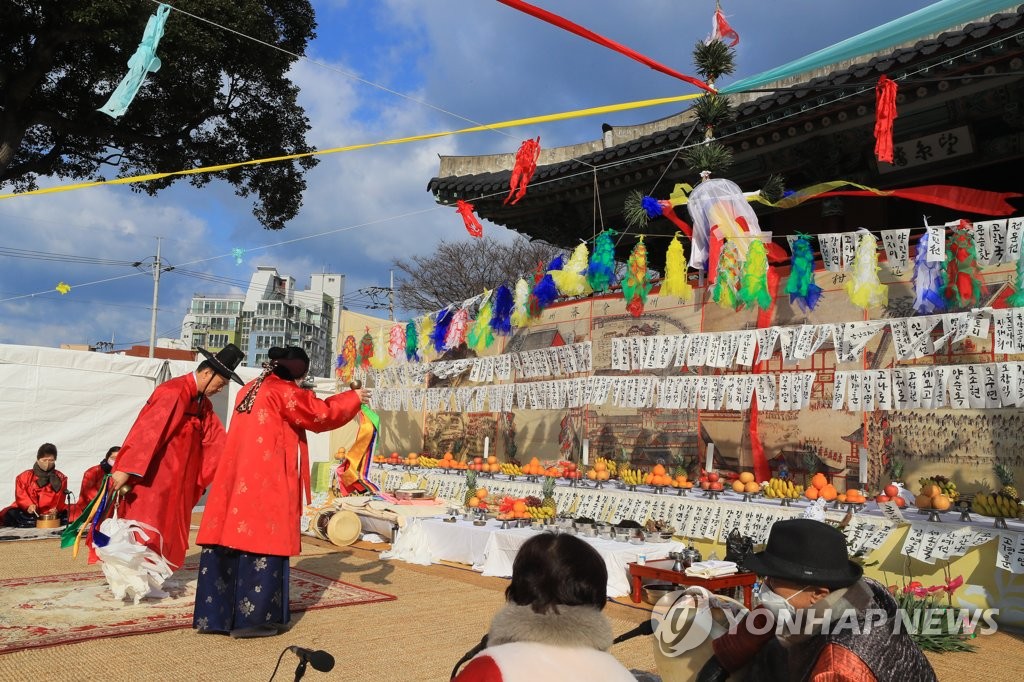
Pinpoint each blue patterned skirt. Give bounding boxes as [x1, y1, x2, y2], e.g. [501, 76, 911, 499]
[192, 545, 290, 633]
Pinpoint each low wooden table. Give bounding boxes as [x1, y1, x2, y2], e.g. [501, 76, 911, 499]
[628, 559, 757, 608]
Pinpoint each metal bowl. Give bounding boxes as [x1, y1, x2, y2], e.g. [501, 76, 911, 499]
[643, 531, 675, 544]
[643, 583, 678, 605]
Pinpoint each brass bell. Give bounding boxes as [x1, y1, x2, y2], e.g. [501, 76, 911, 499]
[349, 379, 362, 391]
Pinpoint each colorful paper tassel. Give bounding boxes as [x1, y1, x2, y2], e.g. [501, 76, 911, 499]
[845, 231, 888, 309]
[660, 234, 693, 301]
[456, 199, 483, 237]
[874, 75, 898, 164]
[738, 240, 772, 311]
[622, 238, 653, 318]
[530, 256, 561, 317]
[912, 232, 945, 314]
[942, 220, 983, 309]
[490, 284, 514, 335]
[511, 278, 531, 328]
[388, 324, 405, 360]
[445, 307, 469, 350]
[785, 235, 823, 313]
[418, 315, 436, 361]
[405, 320, 418, 361]
[338, 335, 357, 382]
[587, 230, 617, 293]
[431, 308, 454, 353]
[549, 243, 592, 297]
[468, 295, 495, 353]
[711, 240, 741, 310]
[504, 137, 541, 205]
[358, 329, 374, 369]
[370, 329, 391, 369]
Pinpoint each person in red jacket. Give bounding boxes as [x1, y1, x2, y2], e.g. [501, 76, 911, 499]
[109, 345, 244, 571]
[70, 446, 120, 520]
[2, 443, 69, 527]
[193, 346, 370, 638]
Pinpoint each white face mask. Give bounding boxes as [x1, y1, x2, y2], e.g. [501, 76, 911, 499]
[106, 458, 116, 467]
[756, 583, 807, 617]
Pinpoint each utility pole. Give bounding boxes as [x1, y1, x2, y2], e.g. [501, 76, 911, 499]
[389, 269, 395, 321]
[149, 237, 162, 358]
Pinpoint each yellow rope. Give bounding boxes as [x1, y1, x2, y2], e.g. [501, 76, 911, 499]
[0, 93, 703, 201]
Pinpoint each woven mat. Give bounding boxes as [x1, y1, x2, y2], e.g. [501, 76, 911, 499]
[0, 562, 395, 655]
[0, 527, 63, 543]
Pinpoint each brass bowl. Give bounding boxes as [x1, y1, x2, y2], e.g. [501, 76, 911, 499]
[643, 584, 678, 605]
[36, 512, 60, 529]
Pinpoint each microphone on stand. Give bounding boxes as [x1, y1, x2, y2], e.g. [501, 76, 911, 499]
[288, 646, 335, 680]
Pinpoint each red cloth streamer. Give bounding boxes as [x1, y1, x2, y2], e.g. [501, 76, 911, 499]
[658, 200, 692, 237]
[496, 0, 715, 93]
[456, 199, 483, 237]
[505, 137, 541, 205]
[874, 75, 898, 164]
[749, 266, 779, 484]
[713, 5, 740, 46]
[815, 185, 1021, 216]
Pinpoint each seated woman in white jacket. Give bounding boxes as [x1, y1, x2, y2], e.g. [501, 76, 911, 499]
[453, 532, 636, 682]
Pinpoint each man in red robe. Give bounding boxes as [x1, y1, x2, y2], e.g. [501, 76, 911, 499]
[2, 443, 69, 527]
[109, 345, 244, 570]
[194, 346, 369, 637]
[70, 446, 119, 519]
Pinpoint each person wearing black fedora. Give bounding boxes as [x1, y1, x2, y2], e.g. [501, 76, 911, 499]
[106, 344, 245, 579]
[698, 518, 936, 682]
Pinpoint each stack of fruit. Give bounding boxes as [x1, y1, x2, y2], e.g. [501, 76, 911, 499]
[403, 452, 419, 467]
[837, 488, 867, 504]
[698, 471, 724, 491]
[618, 466, 644, 487]
[418, 455, 438, 468]
[499, 461, 524, 477]
[803, 473, 837, 502]
[764, 477, 804, 499]
[644, 464, 674, 488]
[467, 456, 502, 473]
[730, 472, 761, 495]
[558, 462, 582, 480]
[670, 469, 694, 490]
[873, 484, 907, 507]
[438, 452, 467, 470]
[914, 480, 952, 512]
[585, 457, 612, 482]
[383, 452, 403, 466]
[919, 476, 959, 502]
[496, 497, 532, 521]
[521, 457, 545, 477]
[973, 464, 1024, 519]
[465, 487, 490, 512]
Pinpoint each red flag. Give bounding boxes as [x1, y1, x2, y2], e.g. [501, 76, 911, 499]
[712, 5, 739, 46]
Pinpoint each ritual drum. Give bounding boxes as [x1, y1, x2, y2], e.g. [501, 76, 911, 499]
[35, 512, 60, 528]
[650, 587, 749, 682]
[309, 508, 361, 547]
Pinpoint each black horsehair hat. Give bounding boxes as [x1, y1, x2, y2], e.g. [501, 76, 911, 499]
[196, 344, 245, 385]
[742, 518, 863, 590]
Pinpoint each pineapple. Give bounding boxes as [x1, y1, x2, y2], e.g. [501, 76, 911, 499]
[464, 469, 478, 506]
[541, 476, 557, 518]
[995, 463, 1019, 502]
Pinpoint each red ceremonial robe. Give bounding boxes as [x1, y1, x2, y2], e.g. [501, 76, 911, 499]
[197, 375, 362, 557]
[1, 469, 69, 518]
[71, 464, 105, 519]
[113, 373, 226, 568]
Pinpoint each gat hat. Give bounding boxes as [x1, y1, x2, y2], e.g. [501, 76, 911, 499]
[326, 510, 361, 547]
[197, 344, 245, 385]
[742, 518, 862, 590]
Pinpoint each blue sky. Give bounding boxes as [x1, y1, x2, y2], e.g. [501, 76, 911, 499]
[0, 0, 950, 348]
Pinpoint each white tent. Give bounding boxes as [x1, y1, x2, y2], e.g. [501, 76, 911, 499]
[0, 344, 332, 509]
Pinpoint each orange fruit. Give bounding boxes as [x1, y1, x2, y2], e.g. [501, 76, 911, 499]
[652, 464, 667, 476]
[476, 488, 488, 500]
[820, 484, 838, 501]
[587, 469, 597, 480]
[467, 497, 480, 508]
[811, 473, 828, 490]
[744, 481, 760, 494]
[915, 494, 933, 510]
[487, 455, 498, 464]
[512, 500, 527, 514]
[739, 472, 755, 484]
[732, 480, 746, 493]
[597, 470, 610, 481]
[805, 487, 819, 500]
[932, 494, 951, 511]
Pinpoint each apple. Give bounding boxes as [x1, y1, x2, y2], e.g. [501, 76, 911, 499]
[875, 494, 890, 503]
[709, 481, 724, 491]
[892, 496, 907, 508]
[708, 472, 720, 483]
[884, 484, 900, 498]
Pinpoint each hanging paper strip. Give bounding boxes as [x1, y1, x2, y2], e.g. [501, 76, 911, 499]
[468, 295, 495, 352]
[845, 232, 888, 309]
[369, 328, 391, 369]
[785, 235, 822, 312]
[336, 406, 381, 496]
[874, 75, 898, 164]
[912, 232, 945, 314]
[737, 240, 772, 311]
[530, 256, 561, 316]
[98, 4, 171, 118]
[587, 230, 617, 293]
[388, 324, 405, 359]
[456, 199, 483, 237]
[660, 234, 693, 301]
[942, 220, 983, 309]
[622, 238, 653, 317]
[444, 307, 469, 350]
[490, 284, 514, 335]
[504, 137, 541, 205]
[711, 240, 741, 310]
[712, 3, 740, 46]
[358, 329, 375, 369]
[495, 0, 714, 93]
[549, 243, 592, 297]
[510, 278, 531, 328]
[405, 320, 418, 361]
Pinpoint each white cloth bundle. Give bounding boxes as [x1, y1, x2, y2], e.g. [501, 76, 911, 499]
[94, 516, 174, 605]
[801, 498, 828, 522]
[684, 560, 738, 579]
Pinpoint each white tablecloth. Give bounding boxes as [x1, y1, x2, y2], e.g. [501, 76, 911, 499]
[382, 517, 683, 597]
[478, 530, 684, 597]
